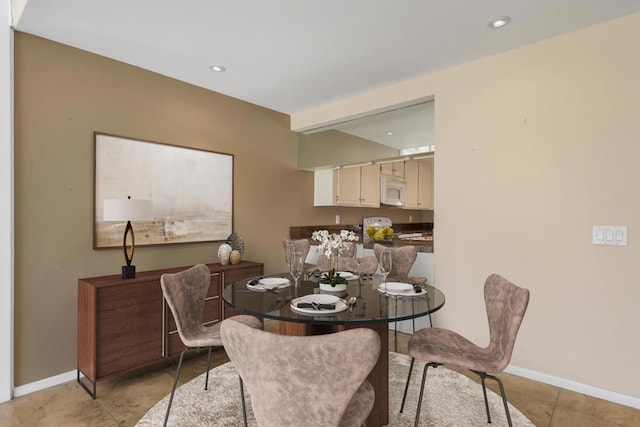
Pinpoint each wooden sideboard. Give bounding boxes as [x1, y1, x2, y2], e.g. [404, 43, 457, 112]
[77, 260, 263, 398]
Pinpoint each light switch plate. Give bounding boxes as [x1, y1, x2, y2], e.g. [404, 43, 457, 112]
[592, 225, 627, 246]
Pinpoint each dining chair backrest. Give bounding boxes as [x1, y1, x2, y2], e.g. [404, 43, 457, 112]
[373, 243, 417, 280]
[337, 255, 378, 275]
[221, 319, 381, 427]
[484, 273, 530, 372]
[160, 263, 211, 346]
[282, 238, 310, 263]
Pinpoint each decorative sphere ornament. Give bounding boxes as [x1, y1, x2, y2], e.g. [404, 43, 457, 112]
[229, 250, 241, 265]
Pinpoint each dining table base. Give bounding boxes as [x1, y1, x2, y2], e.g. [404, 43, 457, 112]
[278, 321, 389, 427]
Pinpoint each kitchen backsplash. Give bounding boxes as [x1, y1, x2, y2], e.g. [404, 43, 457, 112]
[289, 222, 433, 239]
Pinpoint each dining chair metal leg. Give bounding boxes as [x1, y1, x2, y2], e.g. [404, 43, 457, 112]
[239, 376, 248, 427]
[425, 293, 433, 327]
[472, 370, 513, 427]
[477, 371, 492, 424]
[394, 320, 398, 352]
[164, 348, 188, 427]
[413, 362, 438, 427]
[204, 347, 213, 390]
[495, 374, 513, 427]
[399, 357, 415, 413]
[204, 347, 212, 390]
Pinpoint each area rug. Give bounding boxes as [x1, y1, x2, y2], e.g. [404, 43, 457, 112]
[137, 352, 534, 426]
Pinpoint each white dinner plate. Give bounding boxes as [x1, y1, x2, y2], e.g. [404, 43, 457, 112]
[290, 294, 348, 315]
[377, 282, 425, 297]
[259, 277, 290, 289]
[380, 282, 413, 292]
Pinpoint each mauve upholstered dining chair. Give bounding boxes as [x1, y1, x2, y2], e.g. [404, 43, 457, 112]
[160, 264, 263, 427]
[282, 238, 313, 272]
[373, 243, 431, 349]
[221, 318, 381, 427]
[400, 273, 530, 427]
[372, 243, 427, 285]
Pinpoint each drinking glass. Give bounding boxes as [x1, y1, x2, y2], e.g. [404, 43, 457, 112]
[379, 250, 392, 294]
[290, 251, 303, 288]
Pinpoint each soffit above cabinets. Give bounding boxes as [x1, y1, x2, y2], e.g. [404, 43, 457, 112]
[299, 102, 435, 171]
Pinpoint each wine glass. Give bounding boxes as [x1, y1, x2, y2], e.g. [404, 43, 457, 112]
[352, 243, 364, 278]
[284, 242, 295, 273]
[290, 251, 303, 288]
[379, 250, 392, 294]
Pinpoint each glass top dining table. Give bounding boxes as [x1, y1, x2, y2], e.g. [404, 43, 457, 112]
[222, 272, 446, 427]
[222, 272, 445, 325]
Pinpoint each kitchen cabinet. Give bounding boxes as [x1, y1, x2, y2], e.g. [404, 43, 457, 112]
[404, 158, 434, 210]
[380, 161, 405, 179]
[359, 164, 381, 207]
[314, 164, 380, 207]
[77, 260, 263, 398]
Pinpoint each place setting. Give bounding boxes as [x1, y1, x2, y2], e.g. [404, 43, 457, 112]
[308, 270, 360, 281]
[246, 277, 292, 292]
[336, 271, 360, 281]
[290, 294, 350, 315]
[377, 281, 427, 298]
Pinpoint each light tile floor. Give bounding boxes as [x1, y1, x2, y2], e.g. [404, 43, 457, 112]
[0, 321, 638, 426]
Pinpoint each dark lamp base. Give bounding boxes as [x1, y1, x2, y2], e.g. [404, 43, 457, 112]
[122, 265, 136, 279]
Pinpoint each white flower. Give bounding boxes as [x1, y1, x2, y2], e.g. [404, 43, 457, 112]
[312, 229, 359, 258]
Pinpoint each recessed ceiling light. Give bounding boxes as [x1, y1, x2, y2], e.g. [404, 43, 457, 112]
[386, 131, 394, 135]
[209, 65, 226, 72]
[488, 16, 511, 29]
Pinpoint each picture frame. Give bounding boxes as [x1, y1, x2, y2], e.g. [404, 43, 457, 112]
[93, 132, 233, 249]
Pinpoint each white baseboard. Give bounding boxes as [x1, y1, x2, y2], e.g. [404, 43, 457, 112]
[505, 365, 640, 410]
[11, 364, 640, 411]
[13, 369, 76, 398]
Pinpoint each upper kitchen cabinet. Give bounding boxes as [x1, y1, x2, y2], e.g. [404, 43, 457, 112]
[404, 158, 434, 210]
[360, 164, 381, 207]
[380, 161, 405, 179]
[314, 164, 380, 207]
[304, 101, 434, 210]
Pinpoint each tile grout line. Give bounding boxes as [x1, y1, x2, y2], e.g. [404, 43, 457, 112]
[547, 386, 562, 427]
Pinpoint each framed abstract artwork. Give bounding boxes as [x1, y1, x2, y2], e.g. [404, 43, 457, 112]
[93, 132, 233, 249]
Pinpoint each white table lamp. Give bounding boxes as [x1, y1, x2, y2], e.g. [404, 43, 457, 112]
[103, 196, 154, 279]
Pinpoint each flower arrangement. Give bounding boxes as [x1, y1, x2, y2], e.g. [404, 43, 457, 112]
[312, 229, 359, 287]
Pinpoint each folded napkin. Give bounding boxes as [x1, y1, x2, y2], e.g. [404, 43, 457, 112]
[247, 277, 263, 286]
[296, 302, 336, 310]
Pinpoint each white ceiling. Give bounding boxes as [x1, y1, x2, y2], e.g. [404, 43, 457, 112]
[12, 1, 640, 115]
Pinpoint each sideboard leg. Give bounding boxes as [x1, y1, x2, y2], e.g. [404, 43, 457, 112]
[77, 368, 97, 399]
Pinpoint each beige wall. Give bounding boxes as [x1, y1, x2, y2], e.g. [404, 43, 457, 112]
[11, 32, 294, 385]
[13, 33, 432, 386]
[292, 14, 640, 401]
[298, 130, 399, 170]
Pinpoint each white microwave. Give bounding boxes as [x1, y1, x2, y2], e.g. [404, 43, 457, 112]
[380, 176, 406, 207]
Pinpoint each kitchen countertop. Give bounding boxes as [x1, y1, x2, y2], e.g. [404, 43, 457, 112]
[289, 223, 434, 253]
